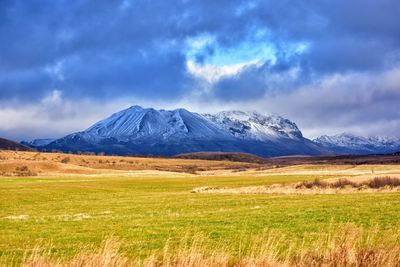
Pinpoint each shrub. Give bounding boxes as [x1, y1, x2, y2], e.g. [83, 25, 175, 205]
[61, 157, 71, 164]
[366, 177, 400, 188]
[14, 166, 37, 176]
[231, 168, 247, 173]
[182, 165, 198, 174]
[296, 179, 329, 189]
[331, 178, 357, 188]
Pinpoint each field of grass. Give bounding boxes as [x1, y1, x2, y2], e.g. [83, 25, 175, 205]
[1, 151, 400, 265]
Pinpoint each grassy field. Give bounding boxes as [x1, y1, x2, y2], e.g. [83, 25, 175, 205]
[1, 151, 400, 265]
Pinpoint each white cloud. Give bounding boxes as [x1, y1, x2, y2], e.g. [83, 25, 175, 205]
[186, 59, 261, 83]
[42, 89, 62, 105]
[0, 91, 134, 141]
[244, 67, 400, 138]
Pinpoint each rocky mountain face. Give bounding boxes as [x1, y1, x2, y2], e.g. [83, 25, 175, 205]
[36, 106, 326, 157]
[204, 111, 303, 141]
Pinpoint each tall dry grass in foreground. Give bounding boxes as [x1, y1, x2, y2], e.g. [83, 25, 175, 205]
[12, 225, 400, 267]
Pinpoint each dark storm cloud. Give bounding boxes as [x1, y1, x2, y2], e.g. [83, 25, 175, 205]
[0, 0, 260, 102]
[256, 0, 400, 71]
[207, 0, 400, 100]
[0, 0, 198, 101]
[1, 0, 399, 102]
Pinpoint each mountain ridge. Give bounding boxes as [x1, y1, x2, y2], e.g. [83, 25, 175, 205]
[37, 106, 326, 157]
[28, 106, 400, 157]
[313, 133, 400, 154]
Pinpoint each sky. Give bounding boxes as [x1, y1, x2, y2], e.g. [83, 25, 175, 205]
[0, 0, 400, 141]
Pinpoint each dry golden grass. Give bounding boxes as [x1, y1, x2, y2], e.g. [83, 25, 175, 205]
[2, 150, 400, 179]
[17, 225, 400, 267]
[0, 150, 259, 177]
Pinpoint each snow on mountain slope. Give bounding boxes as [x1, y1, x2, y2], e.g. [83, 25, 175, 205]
[314, 133, 400, 154]
[205, 111, 303, 141]
[165, 108, 233, 139]
[83, 106, 232, 142]
[83, 106, 171, 141]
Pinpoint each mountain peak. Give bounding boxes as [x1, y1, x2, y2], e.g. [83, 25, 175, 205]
[127, 105, 145, 110]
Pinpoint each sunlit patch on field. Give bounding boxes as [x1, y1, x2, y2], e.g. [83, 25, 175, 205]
[3, 215, 29, 221]
[58, 211, 114, 221]
[99, 211, 113, 215]
[67, 213, 92, 221]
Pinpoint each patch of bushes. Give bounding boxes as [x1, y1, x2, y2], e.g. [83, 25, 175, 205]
[14, 166, 37, 176]
[61, 157, 71, 164]
[231, 168, 248, 173]
[181, 165, 198, 174]
[297, 177, 400, 189]
[367, 176, 400, 188]
[297, 179, 329, 189]
[331, 178, 357, 188]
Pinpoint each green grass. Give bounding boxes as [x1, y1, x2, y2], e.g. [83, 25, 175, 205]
[1, 173, 400, 264]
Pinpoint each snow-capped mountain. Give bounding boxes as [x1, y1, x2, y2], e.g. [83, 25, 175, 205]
[38, 106, 326, 157]
[313, 133, 400, 154]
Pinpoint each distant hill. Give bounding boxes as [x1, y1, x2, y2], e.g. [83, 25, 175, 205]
[21, 138, 55, 147]
[0, 137, 33, 151]
[265, 154, 400, 166]
[175, 152, 267, 163]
